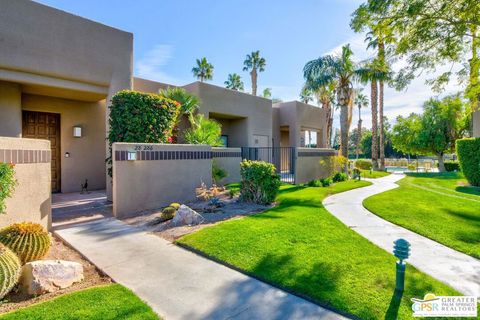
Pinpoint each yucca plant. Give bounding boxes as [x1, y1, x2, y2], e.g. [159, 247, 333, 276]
[0, 243, 21, 299]
[0, 222, 50, 264]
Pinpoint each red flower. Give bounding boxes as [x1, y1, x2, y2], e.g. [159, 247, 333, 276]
[167, 136, 173, 143]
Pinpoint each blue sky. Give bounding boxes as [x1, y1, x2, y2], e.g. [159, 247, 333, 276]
[35, 0, 461, 129]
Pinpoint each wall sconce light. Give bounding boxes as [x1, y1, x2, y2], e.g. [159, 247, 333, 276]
[73, 126, 82, 138]
[127, 151, 137, 161]
[65, 152, 70, 158]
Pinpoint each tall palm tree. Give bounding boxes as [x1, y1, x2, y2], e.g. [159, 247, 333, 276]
[304, 44, 360, 164]
[192, 57, 214, 82]
[354, 89, 368, 159]
[243, 51, 266, 96]
[313, 83, 336, 148]
[300, 85, 313, 104]
[224, 73, 244, 91]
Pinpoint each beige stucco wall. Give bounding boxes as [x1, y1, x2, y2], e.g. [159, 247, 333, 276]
[183, 82, 272, 147]
[212, 147, 242, 185]
[22, 94, 106, 193]
[0, 0, 134, 199]
[0, 137, 51, 230]
[112, 143, 212, 218]
[474, 110, 480, 137]
[295, 148, 337, 184]
[0, 82, 22, 137]
[273, 101, 327, 148]
[133, 77, 172, 93]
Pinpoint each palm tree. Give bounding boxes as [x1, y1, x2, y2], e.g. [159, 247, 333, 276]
[224, 73, 244, 91]
[313, 83, 336, 148]
[243, 51, 266, 96]
[159, 87, 200, 115]
[354, 89, 368, 159]
[192, 57, 214, 82]
[262, 88, 272, 98]
[300, 85, 313, 104]
[304, 44, 360, 164]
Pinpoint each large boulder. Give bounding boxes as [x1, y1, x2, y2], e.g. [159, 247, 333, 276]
[171, 205, 204, 226]
[21, 260, 84, 295]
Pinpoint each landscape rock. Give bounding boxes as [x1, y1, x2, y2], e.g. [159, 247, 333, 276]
[171, 205, 204, 226]
[21, 260, 84, 295]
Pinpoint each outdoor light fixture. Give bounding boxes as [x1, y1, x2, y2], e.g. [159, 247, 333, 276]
[127, 151, 137, 161]
[73, 126, 82, 138]
[393, 238, 411, 293]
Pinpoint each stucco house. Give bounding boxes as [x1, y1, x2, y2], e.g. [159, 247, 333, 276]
[0, 0, 329, 197]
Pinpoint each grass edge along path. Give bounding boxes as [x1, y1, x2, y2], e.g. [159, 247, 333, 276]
[178, 180, 460, 320]
[363, 172, 480, 259]
[0, 284, 159, 320]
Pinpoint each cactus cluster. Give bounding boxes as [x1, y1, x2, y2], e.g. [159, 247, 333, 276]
[161, 206, 177, 221]
[169, 203, 181, 210]
[0, 222, 51, 264]
[0, 243, 21, 299]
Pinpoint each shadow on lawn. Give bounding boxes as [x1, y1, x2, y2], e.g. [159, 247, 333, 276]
[455, 186, 480, 196]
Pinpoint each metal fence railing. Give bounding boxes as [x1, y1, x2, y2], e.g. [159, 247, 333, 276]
[241, 147, 296, 183]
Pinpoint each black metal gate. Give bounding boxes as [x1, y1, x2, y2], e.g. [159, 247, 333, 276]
[241, 147, 296, 183]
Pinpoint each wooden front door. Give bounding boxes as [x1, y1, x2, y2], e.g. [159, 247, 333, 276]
[22, 111, 61, 192]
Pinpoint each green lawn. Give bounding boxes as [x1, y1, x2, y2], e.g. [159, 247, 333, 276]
[178, 180, 459, 320]
[0, 284, 159, 320]
[364, 172, 480, 259]
[360, 169, 391, 179]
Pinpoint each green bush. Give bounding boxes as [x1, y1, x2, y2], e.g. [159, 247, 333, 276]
[0, 243, 21, 299]
[0, 163, 16, 214]
[456, 138, 480, 186]
[307, 179, 322, 187]
[355, 159, 372, 170]
[332, 172, 348, 182]
[107, 90, 180, 175]
[320, 177, 333, 187]
[185, 114, 223, 146]
[443, 161, 461, 172]
[212, 160, 228, 184]
[0, 222, 51, 264]
[240, 160, 281, 205]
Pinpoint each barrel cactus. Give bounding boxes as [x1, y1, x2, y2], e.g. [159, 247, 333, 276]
[161, 206, 177, 221]
[0, 222, 51, 264]
[0, 243, 21, 299]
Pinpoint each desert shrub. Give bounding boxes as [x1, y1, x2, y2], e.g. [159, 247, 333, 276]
[0, 163, 16, 214]
[307, 179, 322, 187]
[456, 138, 480, 186]
[184, 114, 223, 146]
[407, 163, 416, 171]
[332, 172, 348, 182]
[169, 203, 181, 210]
[0, 243, 21, 299]
[320, 177, 333, 187]
[161, 206, 176, 221]
[212, 160, 228, 184]
[240, 160, 280, 205]
[443, 161, 461, 172]
[0, 222, 50, 264]
[107, 90, 180, 175]
[355, 159, 372, 170]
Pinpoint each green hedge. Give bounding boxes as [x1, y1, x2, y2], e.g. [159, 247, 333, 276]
[355, 159, 372, 170]
[456, 138, 480, 186]
[443, 161, 461, 172]
[0, 163, 16, 214]
[240, 160, 280, 205]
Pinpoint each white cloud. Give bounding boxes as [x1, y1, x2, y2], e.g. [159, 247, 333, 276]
[135, 44, 183, 85]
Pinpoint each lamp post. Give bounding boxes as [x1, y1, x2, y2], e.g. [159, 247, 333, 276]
[393, 238, 410, 292]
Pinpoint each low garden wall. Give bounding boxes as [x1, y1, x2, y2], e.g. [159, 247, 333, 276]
[112, 143, 212, 218]
[295, 148, 337, 184]
[212, 147, 242, 185]
[0, 137, 51, 230]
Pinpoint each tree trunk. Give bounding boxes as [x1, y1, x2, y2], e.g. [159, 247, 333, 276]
[371, 80, 379, 170]
[356, 105, 362, 159]
[322, 101, 333, 148]
[337, 85, 352, 171]
[251, 69, 257, 96]
[437, 153, 445, 172]
[379, 80, 385, 170]
[468, 25, 479, 136]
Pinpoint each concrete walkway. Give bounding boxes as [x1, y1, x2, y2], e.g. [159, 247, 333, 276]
[55, 218, 345, 320]
[323, 173, 480, 297]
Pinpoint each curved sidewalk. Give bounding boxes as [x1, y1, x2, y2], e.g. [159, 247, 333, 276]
[323, 174, 480, 297]
[55, 218, 345, 320]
